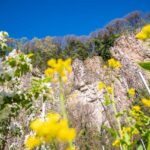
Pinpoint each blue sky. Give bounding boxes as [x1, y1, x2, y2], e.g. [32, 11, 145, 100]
[0, 0, 150, 39]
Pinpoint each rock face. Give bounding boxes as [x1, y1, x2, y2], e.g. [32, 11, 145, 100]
[66, 34, 150, 149]
[111, 34, 150, 87]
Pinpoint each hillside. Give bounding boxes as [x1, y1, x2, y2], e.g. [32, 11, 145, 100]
[1, 31, 150, 150]
[0, 12, 150, 150]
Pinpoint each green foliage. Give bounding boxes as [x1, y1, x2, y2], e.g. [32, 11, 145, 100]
[23, 37, 58, 71]
[22, 33, 119, 72]
[0, 32, 9, 58]
[139, 61, 150, 71]
[102, 125, 118, 138]
[30, 77, 51, 101]
[0, 32, 55, 149]
[92, 34, 119, 60]
[137, 145, 143, 150]
[62, 39, 89, 60]
[98, 61, 150, 150]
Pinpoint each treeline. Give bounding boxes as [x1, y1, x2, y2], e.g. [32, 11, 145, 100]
[7, 11, 150, 71]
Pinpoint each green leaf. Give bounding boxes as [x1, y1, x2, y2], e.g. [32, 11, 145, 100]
[102, 125, 117, 138]
[137, 145, 143, 150]
[147, 134, 150, 150]
[124, 133, 131, 146]
[116, 112, 124, 118]
[139, 62, 150, 71]
[104, 95, 111, 106]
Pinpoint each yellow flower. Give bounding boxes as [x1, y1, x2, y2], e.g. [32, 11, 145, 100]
[103, 65, 107, 69]
[98, 82, 106, 91]
[112, 139, 120, 147]
[136, 32, 147, 41]
[27, 53, 34, 58]
[45, 58, 72, 82]
[106, 86, 113, 94]
[58, 118, 69, 128]
[56, 118, 76, 141]
[142, 98, 150, 108]
[142, 24, 150, 36]
[108, 58, 121, 69]
[132, 105, 141, 112]
[47, 59, 57, 67]
[28, 113, 76, 145]
[128, 88, 135, 97]
[136, 24, 150, 40]
[30, 118, 44, 133]
[24, 135, 41, 150]
[123, 127, 131, 132]
[132, 128, 139, 135]
[44, 68, 54, 77]
[130, 110, 140, 120]
[64, 58, 72, 72]
[46, 112, 61, 122]
[34, 121, 49, 137]
[57, 127, 76, 142]
[30, 114, 60, 139]
[66, 146, 76, 150]
[122, 127, 131, 136]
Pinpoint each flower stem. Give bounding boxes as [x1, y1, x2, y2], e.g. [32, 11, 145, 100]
[59, 78, 75, 149]
[59, 78, 67, 119]
[111, 83, 123, 150]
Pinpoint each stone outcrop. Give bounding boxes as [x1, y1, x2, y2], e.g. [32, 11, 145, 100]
[66, 34, 150, 149]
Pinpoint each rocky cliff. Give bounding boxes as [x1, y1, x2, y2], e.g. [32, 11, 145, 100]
[66, 33, 150, 149]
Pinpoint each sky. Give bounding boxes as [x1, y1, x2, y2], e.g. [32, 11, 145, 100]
[0, 0, 150, 39]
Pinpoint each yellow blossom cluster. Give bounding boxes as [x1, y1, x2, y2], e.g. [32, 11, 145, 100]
[25, 112, 76, 150]
[122, 126, 138, 137]
[121, 127, 131, 136]
[136, 24, 150, 40]
[25, 135, 41, 150]
[106, 86, 113, 94]
[108, 58, 121, 69]
[130, 109, 141, 121]
[44, 58, 72, 82]
[27, 53, 34, 58]
[142, 98, 150, 108]
[112, 139, 120, 147]
[132, 128, 139, 135]
[97, 82, 113, 94]
[112, 127, 139, 147]
[128, 88, 135, 97]
[97, 82, 106, 90]
[66, 147, 76, 150]
[132, 105, 141, 112]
